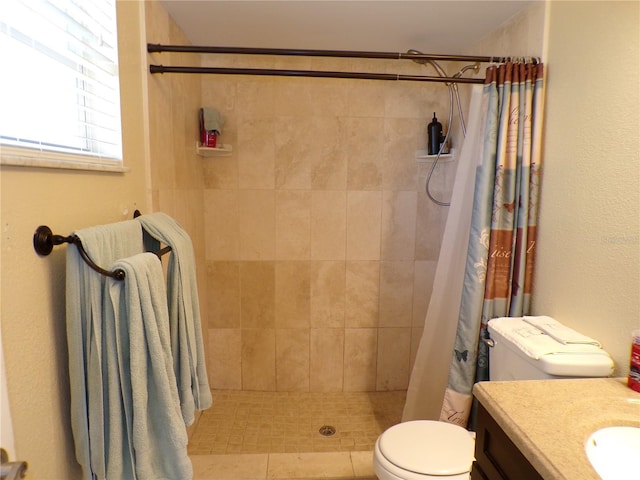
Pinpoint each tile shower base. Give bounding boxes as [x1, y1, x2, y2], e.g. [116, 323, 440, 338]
[188, 390, 406, 455]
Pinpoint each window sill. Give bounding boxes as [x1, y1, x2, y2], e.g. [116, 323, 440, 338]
[0, 147, 130, 173]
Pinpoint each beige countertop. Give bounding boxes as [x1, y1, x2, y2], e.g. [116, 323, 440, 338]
[473, 377, 640, 479]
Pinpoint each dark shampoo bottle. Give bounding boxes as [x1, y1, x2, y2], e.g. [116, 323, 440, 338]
[428, 112, 443, 155]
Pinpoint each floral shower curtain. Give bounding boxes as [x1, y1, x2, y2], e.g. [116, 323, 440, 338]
[439, 61, 545, 428]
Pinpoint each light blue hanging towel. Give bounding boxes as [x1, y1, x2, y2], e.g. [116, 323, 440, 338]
[105, 253, 192, 480]
[137, 213, 212, 426]
[65, 221, 144, 480]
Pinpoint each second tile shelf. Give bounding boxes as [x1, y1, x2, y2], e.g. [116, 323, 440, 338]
[415, 149, 455, 163]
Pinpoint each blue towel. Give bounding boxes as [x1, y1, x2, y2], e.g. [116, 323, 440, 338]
[137, 213, 212, 425]
[65, 220, 144, 479]
[105, 253, 192, 479]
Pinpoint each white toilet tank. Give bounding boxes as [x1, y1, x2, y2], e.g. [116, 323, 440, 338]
[487, 317, 614, 381]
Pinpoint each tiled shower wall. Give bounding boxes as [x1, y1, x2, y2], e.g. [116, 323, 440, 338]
[201, 54, 459, 392]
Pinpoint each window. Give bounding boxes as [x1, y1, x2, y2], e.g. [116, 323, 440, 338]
[0, 0, 124, 170]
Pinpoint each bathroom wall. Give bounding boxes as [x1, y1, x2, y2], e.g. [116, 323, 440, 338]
[531, 1, 640, 375]
[144, 0, 209, 344]
[199, 55, 459, 392]
[0, 2, 152, 476]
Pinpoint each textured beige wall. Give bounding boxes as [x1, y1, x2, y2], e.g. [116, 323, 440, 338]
[0, 1, 150, 476]
[532, 1, 640, 375]
[144, 0, 208, 340]
[200, 55, 460, 392]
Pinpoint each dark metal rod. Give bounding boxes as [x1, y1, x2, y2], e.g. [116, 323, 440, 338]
[147, 43, 503, 64]
[149, 65, 485, 84]
[33, 221, 172, 281]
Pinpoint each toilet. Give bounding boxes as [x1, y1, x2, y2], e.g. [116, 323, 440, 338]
[373, 317, 614, 480]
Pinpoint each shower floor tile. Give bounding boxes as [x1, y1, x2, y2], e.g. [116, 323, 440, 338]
[188, 390, 406, 455]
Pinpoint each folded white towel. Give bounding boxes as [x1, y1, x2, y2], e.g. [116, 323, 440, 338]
[523, 316, 601, 346]
[488, 317, 605, 360]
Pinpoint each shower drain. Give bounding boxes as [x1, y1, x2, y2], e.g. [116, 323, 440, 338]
[318, 425, 336, 437]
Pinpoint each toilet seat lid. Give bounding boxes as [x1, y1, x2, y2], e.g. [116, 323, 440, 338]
[378, 420, 474, 476]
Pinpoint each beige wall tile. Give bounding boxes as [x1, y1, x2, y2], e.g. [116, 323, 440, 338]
[276, 328, 310, 391]
[415, 170, 451, 261]
[344, 328, 377, 392]
[346, 191, 382, 260]
[206, 261, 240, 328]
[236, 80, 277, 119]
[310, 329, 344, 392]
[204, 189, 239, 260]
[310, 261, 345, 328]
[241, 262, 275, 329]
[345, 261, 380, 328]
[379, 261, 414, 327]
[238, 190, 275, 260]
[275, 261, 310, 328]
[412, 260, 437, 327]
[209, 328, 242, 390]
[310, 191, 346, 260]
[380, 190, 417, 260]
[345, 117, 384, 190]
[242, 328, 276, 391]
[237, 118, 276, 189]
[384, 82, 441, 119]
[310, 117, 348, 190]
[376, 328, 411, 391]
[346, 82, 386, 118]
[147, 77, 176, 190]
[173, 82, 204, 190]
[274, 118, 313, 189]
[382, 118, 422, 191]
[203, 155, 238, 190]
[275, 190, 311, 260]
[273, 80, 348, 118]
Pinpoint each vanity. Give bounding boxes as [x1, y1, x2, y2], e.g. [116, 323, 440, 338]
[472, 377, 640, 479]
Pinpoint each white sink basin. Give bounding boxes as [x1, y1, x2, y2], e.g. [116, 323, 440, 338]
[585, 426, 640, 479]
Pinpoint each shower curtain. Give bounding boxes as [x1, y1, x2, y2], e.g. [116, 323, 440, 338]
[403, 62, 545, 426]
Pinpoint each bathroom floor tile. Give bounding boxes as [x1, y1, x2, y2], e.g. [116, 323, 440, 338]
[267, 452, 354, 478]
[191, 453, 268, 479]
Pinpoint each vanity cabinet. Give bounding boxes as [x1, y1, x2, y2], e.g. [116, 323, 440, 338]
[471, 403, 543, 480]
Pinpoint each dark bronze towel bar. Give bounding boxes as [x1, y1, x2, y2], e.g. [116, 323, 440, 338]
[33, 210, 171, 281]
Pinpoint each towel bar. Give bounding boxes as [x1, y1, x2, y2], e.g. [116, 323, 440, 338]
[33, 212, 172, 280]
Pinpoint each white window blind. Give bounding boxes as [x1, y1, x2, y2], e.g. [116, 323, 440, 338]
[0, 0, 122, 164]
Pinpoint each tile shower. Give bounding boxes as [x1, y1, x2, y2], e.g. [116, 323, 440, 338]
[201, 60, 455, 395]
[145, 0, 457, 460]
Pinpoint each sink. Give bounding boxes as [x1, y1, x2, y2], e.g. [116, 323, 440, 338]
[585, 426, 640, 479]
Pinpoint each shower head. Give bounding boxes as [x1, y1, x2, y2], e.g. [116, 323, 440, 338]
[405, 49, 448, 77]
[406, 49, 430, 65]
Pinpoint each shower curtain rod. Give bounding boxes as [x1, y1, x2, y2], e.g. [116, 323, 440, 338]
[149, 65, 483, 84]
[147, 43, 504, 63]
[147, 43, 504, 84]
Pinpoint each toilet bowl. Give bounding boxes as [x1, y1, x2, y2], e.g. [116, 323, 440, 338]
[373, 420, 475, 480]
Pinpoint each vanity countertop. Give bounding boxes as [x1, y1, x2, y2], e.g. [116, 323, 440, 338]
[473, 377, 640, 479]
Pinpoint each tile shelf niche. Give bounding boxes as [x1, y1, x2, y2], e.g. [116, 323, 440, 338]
[415, 149, 455, 163]
[196, 142, 233, 157]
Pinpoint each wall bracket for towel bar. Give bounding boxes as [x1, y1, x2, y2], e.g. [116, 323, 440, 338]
[33, 213, 172, 281]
